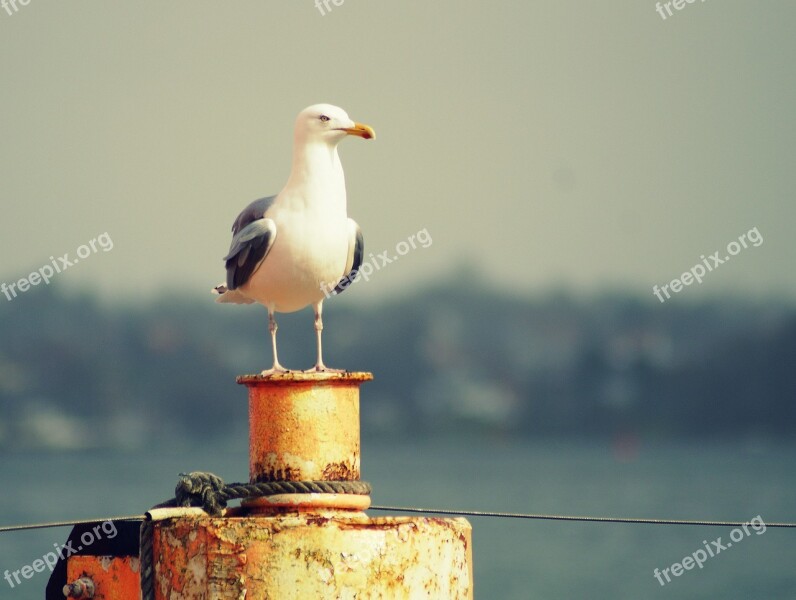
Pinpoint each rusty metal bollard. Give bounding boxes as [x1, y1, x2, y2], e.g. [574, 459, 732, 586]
[64, 372, 474, 598]
[153, 372, 474, 598]
[242, 371, 371, 511]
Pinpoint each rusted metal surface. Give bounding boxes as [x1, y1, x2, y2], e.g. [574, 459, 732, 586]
[65, 556, 140, 600]
[153, 512, 473, 599]
[238, 372, 373, 484]
[242, 492, 371, 512]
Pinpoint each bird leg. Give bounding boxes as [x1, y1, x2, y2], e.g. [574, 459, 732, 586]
[261, 309, 290, 375]
[305, 301, 344, 373]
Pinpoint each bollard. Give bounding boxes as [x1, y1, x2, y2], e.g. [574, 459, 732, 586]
[241, 371, 371, 511]
[63, 372, 474, 598]
[153, 371, 473, 598]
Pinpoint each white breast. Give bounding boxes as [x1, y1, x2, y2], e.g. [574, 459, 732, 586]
[240, 201, 350, 313]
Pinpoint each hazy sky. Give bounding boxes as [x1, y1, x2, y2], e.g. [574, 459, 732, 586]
[0, 1, 794, 306]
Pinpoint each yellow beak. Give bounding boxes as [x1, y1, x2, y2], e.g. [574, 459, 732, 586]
[342, 122, 376, 140]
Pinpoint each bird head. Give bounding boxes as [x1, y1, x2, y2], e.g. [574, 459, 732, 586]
[295, 104, 376, 145]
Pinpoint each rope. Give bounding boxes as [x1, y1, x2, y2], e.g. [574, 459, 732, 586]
[139, 519, 156, 600]
[165, 472, 373, 516]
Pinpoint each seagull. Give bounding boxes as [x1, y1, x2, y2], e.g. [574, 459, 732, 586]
[213, 104, 375, 374]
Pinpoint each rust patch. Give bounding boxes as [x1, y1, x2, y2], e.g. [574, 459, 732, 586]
[252, 464, 300, 482]
[67, 556, 141, 599]
[305, 515, 330, 527]
[459, 531, 468, 550]
[321, 461, 357, 480]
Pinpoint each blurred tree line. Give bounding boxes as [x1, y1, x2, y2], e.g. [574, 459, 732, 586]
[0, 281, 793, 450]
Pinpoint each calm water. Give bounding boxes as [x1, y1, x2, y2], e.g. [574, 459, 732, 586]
[1, 438, 794, 599]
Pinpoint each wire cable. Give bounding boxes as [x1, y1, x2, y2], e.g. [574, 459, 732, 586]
[0, 515, 145, 533]
[369, 506, 796, 528]
[3, 508, 795, 533]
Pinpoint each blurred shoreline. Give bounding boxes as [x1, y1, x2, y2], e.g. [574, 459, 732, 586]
[1, 282, 793, 451]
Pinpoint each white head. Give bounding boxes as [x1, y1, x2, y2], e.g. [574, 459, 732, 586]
[294, 103, 375, 145]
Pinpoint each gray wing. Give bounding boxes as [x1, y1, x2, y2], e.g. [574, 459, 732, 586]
[231, 195, 277, 235]
[224, 195, 278, 290]
[333, 219, 364, 295]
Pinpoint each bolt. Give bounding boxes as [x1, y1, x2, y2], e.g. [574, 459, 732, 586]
[63, 577, 95, 598]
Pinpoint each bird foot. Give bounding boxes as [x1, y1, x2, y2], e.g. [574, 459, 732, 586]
[303, 365, 346, 374]
[260, 365, 292, 376]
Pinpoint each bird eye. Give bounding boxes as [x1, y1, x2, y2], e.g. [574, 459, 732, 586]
[319, 115, 330, 122]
